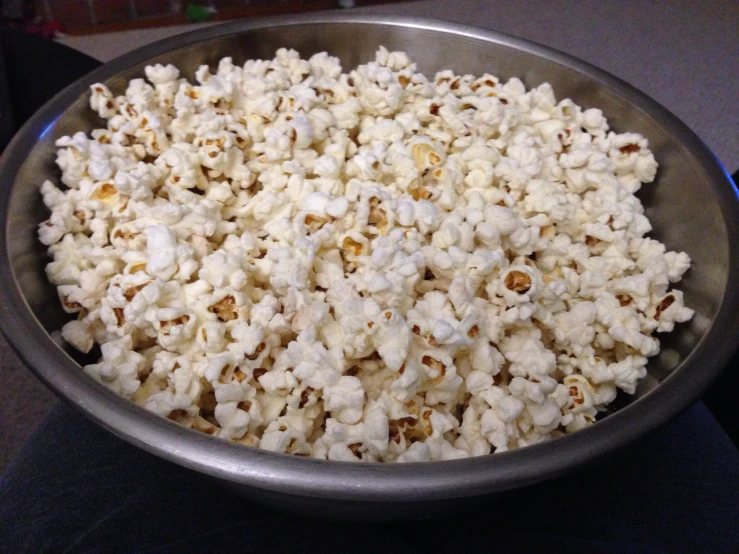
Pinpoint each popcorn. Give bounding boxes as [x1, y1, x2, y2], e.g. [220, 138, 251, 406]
[397, 441, 431, 463]
[650, 290, 694, 333]
[144, 224, 179, 279]
[553, 301, 597, 354]
[367, 308, 411, 371]
[84, 335, 145, 398]
[281, 328, 342, 389]
[212, 378, 260, 439]
[61, 320, 94, 353]
[89, 84, 117, 119]
[42, 47, 692, 462]
[480, 409, 518, 452]
[323, 376, 365, 424]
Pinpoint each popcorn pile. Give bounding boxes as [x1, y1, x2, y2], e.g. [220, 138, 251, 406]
[39, 47, 694, 462]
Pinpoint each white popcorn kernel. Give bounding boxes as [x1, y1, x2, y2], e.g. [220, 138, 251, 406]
[609, 355, 648, 394]
[196, 321, 228, 354]
[553, 301, 597, 351]
[89, 84, 116, 119]
[495, 395, 525, 423]
[325, 196, 349, 218]
[327, 443, 361, 462]
[260, 425, 308, 455]
[425, 437, 470, 461]
[651, 290, 694, 333]
[498, 265, 543, 305]
[145, 63, 180, 84]
[465, 370, 494, 396]
[367, 309, 411, 371]
[84, 335, 145, 398]
[456, 405, 486, 452]
[324, 376, 365, 424]
[61, 320, 94, 353]
[397, 441, 431, 463]
[40, 180, 68, 209]
[284, 329, 342, 389]
[214, 401, 250, 440]
[664, 251, 691, 282]
[289, 113, 315, 149]
[480, 409, 516, 452]
[560, 374, 597, 415]
[390, 358, 422, 403]
[525, 398, 561, 430]
[144, 224, 178, 280]
[302, 191, 331, 215]
[362, 400, 390, 457]
[259, 369, 299, 395]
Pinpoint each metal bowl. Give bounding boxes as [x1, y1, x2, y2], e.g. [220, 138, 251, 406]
[1, 14, 737, 520]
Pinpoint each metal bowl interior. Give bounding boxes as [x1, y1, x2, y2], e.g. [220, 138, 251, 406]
[1, 14, 738, 518]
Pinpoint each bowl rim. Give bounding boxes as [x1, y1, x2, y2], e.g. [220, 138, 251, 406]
[1, 13, 738, 502]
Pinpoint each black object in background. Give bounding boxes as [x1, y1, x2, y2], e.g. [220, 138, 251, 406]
[0, 27, 736, 446]
[0, 31, 14, 152]
[703, 170, 739, 446]
[0, 27, 100, 152]
[1, 0, 27, 20]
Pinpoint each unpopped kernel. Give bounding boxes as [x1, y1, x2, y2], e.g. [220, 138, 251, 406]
[39, 47, 693, 461]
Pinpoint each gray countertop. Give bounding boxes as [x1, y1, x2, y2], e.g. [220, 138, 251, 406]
[2, 0, 736, 472]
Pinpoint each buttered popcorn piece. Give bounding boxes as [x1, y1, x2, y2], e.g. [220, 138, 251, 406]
[41, 46, 693, 461]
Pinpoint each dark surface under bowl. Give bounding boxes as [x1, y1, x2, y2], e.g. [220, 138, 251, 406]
[0, 14, 738, 519]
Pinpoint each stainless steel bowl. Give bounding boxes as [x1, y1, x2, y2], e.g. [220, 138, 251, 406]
[1, 14, 738, 520]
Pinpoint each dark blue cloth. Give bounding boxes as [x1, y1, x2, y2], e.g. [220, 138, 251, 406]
[0, 402, 737, 553]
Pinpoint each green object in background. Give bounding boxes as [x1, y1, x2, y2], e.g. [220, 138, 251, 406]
[186, 4, 213, 22]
